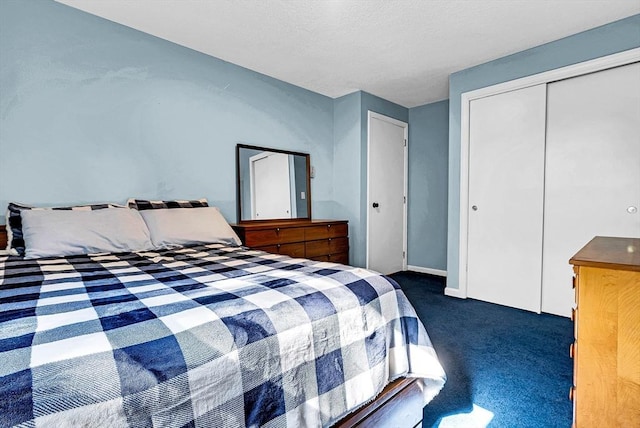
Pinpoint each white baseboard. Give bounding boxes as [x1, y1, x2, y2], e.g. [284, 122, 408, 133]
[407, 265, 447, 277]
[444, 287, 466, 299]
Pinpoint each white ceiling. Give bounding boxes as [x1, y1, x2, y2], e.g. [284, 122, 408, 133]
[56, 0, 639, 108]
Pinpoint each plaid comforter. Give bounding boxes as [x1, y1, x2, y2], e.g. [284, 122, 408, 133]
[0, 244, 446, 427]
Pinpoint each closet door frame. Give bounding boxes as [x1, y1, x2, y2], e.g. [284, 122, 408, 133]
[453, 47, 640, 300]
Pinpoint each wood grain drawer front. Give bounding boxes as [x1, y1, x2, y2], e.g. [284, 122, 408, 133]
[305, 223, 348, 240]
[231, 221, 348, 264]
[310, 253, 349, 265]
[305, 238, 349, 258]
[331, 253, 349, 265]
[243, 227, 305, 246]
[573, 265, 640, 427]
[256, 243, 305, 258]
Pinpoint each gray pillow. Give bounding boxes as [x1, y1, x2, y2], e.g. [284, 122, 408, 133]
[21, 208, 154, 259]
[139, 207, 241, 248]
[5, 202, 125, 256]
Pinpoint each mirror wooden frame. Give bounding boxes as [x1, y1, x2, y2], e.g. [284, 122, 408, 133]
[236, 144, 312, 223]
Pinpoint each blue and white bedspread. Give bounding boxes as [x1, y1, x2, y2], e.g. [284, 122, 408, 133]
[0, 244, 445, 427]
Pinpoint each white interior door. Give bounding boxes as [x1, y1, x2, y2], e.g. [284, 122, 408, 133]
[367, 112, 407, 274]
[250, 152, 292, 220]
[467, 84, 547, 313]
[542, 62, 640, 317]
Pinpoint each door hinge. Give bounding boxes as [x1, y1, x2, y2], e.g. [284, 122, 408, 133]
[403, 196, 406, 204]
[402, 251, 406, 259]
[404, 139, 407, 147]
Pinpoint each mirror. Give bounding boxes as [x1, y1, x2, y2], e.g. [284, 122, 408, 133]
[236, 144, 311, 222]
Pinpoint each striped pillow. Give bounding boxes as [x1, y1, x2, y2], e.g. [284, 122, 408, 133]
[5, 202, 124, 256]
[127, 198, 209, 210]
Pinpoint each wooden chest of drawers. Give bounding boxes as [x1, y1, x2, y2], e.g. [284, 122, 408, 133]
[569, 236, 640, 427]
[231, 220, 349, 265]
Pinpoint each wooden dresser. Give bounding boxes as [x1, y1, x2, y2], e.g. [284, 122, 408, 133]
[231, 220, 349, 265]
[569, 236, 640, 427]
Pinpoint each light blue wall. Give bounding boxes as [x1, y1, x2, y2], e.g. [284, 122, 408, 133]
[332, 91, 409, 267]
[1, 0, 412, 268]
[7, 1, 633, 275]
[333, 92, 362, 264]
[359, 93, 409, 268]
[0, 0, 334, 224]
[447, 14, 640, 289]
[407, 100, 449, 271]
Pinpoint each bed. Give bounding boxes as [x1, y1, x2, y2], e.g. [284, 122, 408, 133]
[0, 204, 446, 428]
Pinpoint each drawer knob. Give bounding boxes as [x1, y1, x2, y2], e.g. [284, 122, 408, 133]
[569, 343, 575, 359]
[276, 228, 280, 233]
[327, 224, 331, 228]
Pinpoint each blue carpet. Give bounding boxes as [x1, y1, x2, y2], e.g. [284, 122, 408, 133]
[390, 271, 574, 428]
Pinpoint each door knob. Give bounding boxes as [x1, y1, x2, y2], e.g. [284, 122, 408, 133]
[627, 206, 638, 214]
[372, 202, 379, 208]
[472, 205, 478, 211]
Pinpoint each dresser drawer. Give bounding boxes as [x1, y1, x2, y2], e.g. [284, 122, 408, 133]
[242, 227, 305, 246]
[256, 242, 306, 258]
[231, 220, 349, 263]
[570, 237, 640, 427]
[305, 223, 348, 240]
[310, 252, 349, 265]
[305, 237, 349, 258]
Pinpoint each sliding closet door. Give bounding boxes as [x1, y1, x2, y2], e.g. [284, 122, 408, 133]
[542, 62, 640, 317]
[467, 85, 547, 312]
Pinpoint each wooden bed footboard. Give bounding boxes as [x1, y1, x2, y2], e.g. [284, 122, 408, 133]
[336, 377, 424, 427]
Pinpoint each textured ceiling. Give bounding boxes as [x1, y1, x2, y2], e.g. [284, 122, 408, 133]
[56, 0, 639, 108]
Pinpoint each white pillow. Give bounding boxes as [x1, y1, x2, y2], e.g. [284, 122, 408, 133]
[139, 207, 241, 248]
[21, 208, 154, 259]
